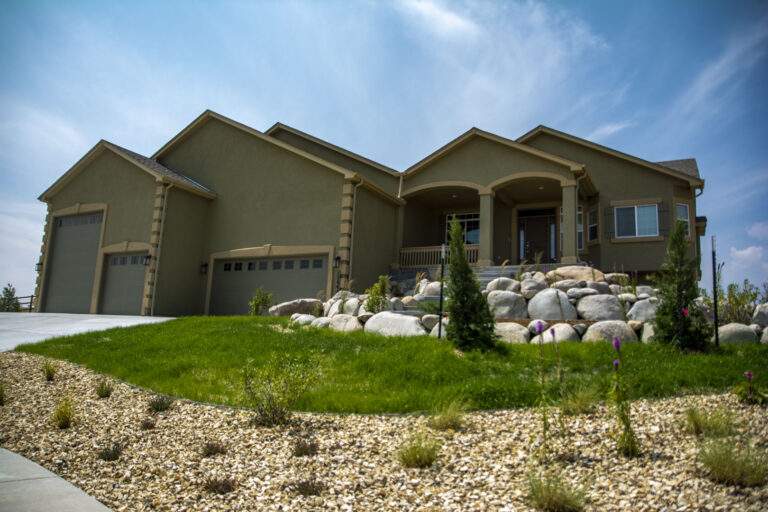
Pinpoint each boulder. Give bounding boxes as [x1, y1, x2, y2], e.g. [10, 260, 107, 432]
[521, 279, 546, 299]
[587, 281, 612, 295]
[762, 329, 768, 344]
[749, 324, 762, 337]
[717, 323, 758, 344]
[582, 320, 638, 343]
[364, 311, 427, 337]
[331, 290, 358, 301]
[641, 322, 655, 342]
[357, 311, 373, 324]
[290, 313, 302, 322]
[576, 295, 625, 321]
[627, 320, 643, 332]
[636, 285, 655, 297]
[421, 314, 440, 331]
[637, 293, 651, 300]
[323, 300, 334, 316]
[617, 293, 638, 304]
[605, 272, 629, 285]
[329, 314, 362, 332]
[342, 297, 361, 316]
[567, 288, 598, 300]
[495, 323, 531, 344]
[423, 281, 443, 296]
[486, 277, 521, 293]
[531, 323, 580, 343]
[291, 314, 316, 326]
[269, 298, 323, 317]
[310, 316, 332, 328]
[521, 271, 546, 283]
[401, 296, 417, 307]
[415, 278, 429, 294]
[609, 284, 622, 296]
[528, 319, 549, 335]
[753, 303, 768, 329]
[527, 289, 577, 321]
[430, 318, 449, 338]
[552, 279, 585, 292]
[389, 297, 404, 311]
[487, 290, 528, 320]
[573, 323, 587, 336]
[546, 265, 605, 283]
[627, 298, 658, 322]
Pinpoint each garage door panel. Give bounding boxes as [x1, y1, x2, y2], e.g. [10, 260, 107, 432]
[43, 212, 102, 313]
[100, 252, 147, 315]
[210, 256, 327, 315]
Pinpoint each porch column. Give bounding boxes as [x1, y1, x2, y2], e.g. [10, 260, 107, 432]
[561, 184, 578, 264]
[392, 204, 405, 269]
[479, 191, 494, 266]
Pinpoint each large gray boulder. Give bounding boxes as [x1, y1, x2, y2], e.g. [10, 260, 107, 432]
[521, 279, 546, 299]
[752, 303, 768, 329]
[486, 277, 521, 293]
[364, 312, 427, 337]
[521, 271, 546, 283]
[635, 285, 656, 297]
[717, 323, 758, 344]
[552, 279, 585, 292]
[577, 295, 625, 321]
[527, 289, 577, 320]
[587, 281, 612, 295]
[310, 316, 332, 328]
[290, 314, 316, 326]
[567, 288, 598, 300]
[627, 298, 658, 322]
[582, 320, 638, 343]
[528, 319, 549, 335]
[617, 293, 638, 304]
[421, 314, 440, 331]
[422, 281, 443, 296]
[609, 284, 622, 296]
[487, 290, 528, 320]
[495, 323, 531, 344]
[389, 297, 405, 311]
[329, 314, 362, 332]
[342, 297, 361, 316]
[429, 318, 449, 338]
[546, 265, 605, 283]
[531, 323, 580, 343]
[269, 298, 323, 317]
[641, 322, 655, 342]
[762, 329, 768, 344]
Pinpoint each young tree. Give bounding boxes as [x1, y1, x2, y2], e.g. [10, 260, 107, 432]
[446, 218, 496, 351]
[652, 221, 713, 350]
[0, 283, 21, 312]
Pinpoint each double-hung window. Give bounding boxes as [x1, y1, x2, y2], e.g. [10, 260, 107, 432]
[445, 213, 480, 245]
[614, 204, 659, 238]
[588, 208, 599, 242]
[676, 203, 690, 236]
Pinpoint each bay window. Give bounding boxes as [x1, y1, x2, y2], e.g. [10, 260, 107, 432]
[614, 204, 659, 238]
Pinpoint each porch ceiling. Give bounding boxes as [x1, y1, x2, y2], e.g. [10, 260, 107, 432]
[406, 186, 478, 209]
[495, 177, 561, 205]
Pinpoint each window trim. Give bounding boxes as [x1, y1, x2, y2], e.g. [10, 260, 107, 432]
[587, 207, 599, 243]
[614, 203, 659, 239]
[445, 212, 480, 245]
[676, 202, 690, 237]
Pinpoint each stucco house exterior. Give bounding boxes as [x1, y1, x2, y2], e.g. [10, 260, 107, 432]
[33, 110, 707, 316]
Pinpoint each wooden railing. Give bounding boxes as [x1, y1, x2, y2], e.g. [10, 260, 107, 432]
[399, 244, 479, 267]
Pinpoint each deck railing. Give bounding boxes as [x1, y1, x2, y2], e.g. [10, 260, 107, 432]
[399, 244, 479, 267]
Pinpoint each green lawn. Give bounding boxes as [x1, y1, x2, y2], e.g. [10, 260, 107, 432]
[15, 316, 768, 414]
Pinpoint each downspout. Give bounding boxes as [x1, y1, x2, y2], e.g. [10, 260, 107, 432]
[347, 180, 363, 285]
[150, 183, 173, 316]
[397, 173, 403, 198]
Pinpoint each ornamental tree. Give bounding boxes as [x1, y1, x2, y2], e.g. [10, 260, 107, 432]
[0, 283, 21, 312]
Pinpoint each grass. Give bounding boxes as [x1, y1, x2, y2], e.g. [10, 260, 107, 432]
[42, 361, 56, 382]
[527, 472, 585, 512]
[683, 407, 736, 438]
[15, 316, 768, 414]
[698, 440, 768, 487]
[95, 380, 113, 399]
[292, 438, 319, 457]
[397, 431, 441, 468]
[287, 478, 324, 496]
[148, 395, 173, 413]
[201, 441, 227, 457]
[51, 397, 74, 429]
[204, 477, 236, 494]
[559, 386, 600, 416]
[140, 417, 156, 430]
[427, 398, 468, 431]
[0, 382, 5, 406]
[97, 443, 122, 461]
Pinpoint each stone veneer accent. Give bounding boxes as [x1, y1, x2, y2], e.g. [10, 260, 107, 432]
[142, 182, 169, 315]
[337, 179, 356, 290]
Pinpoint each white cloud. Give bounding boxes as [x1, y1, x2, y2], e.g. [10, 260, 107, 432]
[396, 0, 479, 38]
[585, 121, 634, 142]
[747, 221, 768, 241]
[0, 198, 47, 297]
[726, 245, 768, 285]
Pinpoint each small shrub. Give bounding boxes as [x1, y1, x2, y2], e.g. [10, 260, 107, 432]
[365, 275, 389, 314]
[397, 431, 440, 468]
[287, 478, 324, 496]
[427, 398, 467, 431]
[204, 476, 237, 494]
[248, 287, 273, 316]
[733, 371, 768, 405]
[140, 417, 156, 430]
[559, 387, 599, 416]
[202, 441, 227, 457]
[0, 283, 21, 312]
[42, 361, 56, 382]
[698, 440, 768, 487]
[683, 407, 735, 438]
[97, 443, 122, 461]
[0, 382, 5, 406]
[292, 438, 319, 457]
[51, 397, 75, 429]
[95, 380, 113, 399]
[148, 395, 173, 413]
[527, 472, 585, 512]
[243, 355, 318, 427]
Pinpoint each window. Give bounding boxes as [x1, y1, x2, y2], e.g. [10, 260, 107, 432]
[110, 256, 119, 265]
[130, 255, 140, 265]
[588, 208, 599, 242]
[284, 260, 294, 270]
[119, 256, 128, 265]
[559, 206, 584, 251]
[445, 213, 480, 245]
[300, 259, 310, 269]
[676, 203, 690, 236]
[272, 260, 282, 270]
[223, 263, 232, 271]
[258, 261, 268, 270]
[234, 262, 243, 271]
[247, 262, 255, 271]
[614, 204, 659, 238]
[312, 259, 323, 269]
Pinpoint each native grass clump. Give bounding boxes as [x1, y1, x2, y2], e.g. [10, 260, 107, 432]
[51, 396, 75, 429]
[243, 354, 318, 426]
[698, 440, 768, 487]
[397, 431, 441, 468]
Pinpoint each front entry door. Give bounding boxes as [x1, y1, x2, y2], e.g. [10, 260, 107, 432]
[518, 209, 557, 263]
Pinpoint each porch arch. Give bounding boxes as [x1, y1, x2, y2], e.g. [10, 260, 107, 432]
[400, 180, 489, 198]
[487, 170, 576, 191]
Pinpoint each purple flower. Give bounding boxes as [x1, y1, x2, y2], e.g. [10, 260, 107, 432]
[613, 359, 620, 371]
[612, 336, 621, 353]
[744, 371, 753, 382]
[536, 321, 543, 334]
[550, 327, 556, 340]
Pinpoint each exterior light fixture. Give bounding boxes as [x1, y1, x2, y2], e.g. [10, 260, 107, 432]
[143, 254, 152, 266]
[35, 262, 42, 272]
[333, 256, 341, 269]
[200, 262, 209, 275]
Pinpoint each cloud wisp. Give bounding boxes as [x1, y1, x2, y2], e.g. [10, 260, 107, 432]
[585, 121, 635, 142]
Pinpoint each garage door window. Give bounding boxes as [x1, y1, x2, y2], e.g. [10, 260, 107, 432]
[224, 263, 232, 271]
[259, 261, 267, 270]
[247, 262, 255, 271]
[300, 259, 309, 269]
[285, 260, 294, 270]
[273, 261, 282, 270]
[313, 259, 323, 269]
[234, 262, 243, 271]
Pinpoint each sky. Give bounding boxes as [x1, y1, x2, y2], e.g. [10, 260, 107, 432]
[1, 0, 767, 296]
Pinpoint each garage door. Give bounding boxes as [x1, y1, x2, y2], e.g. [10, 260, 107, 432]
[100, 252, 147, 315]
[42, 212, 103, 313]
[210, 255, 328, 315]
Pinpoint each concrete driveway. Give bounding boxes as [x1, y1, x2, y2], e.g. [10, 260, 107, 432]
[0, 313, 174, 351]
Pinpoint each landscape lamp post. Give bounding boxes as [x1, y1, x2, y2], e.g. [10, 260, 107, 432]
[438, 243, 446, 340]
[712, 235, 719, 347]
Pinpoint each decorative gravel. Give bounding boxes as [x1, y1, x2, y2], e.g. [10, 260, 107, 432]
[1, 351, 766, 511]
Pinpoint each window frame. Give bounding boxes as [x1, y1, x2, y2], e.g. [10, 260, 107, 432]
[614, 204, 659, 239]
[676, 202, 690, 237]
[445, 212, 480, 245]
[587, 207, 599, 242]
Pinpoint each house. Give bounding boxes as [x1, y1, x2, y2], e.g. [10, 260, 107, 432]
[33, 110, 707, 316]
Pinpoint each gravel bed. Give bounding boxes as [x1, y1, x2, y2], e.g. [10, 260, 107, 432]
[1, 351, 766, 511]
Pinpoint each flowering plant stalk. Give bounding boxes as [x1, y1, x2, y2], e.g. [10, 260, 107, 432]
[733, 370, 768, 405]
[534, 321, 550, 459]
[609, 337, 641, 457]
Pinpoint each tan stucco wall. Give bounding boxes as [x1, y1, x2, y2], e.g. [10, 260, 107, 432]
[270, 129, 400, 196]
[525, 132, 697, 272]
[48, 150, 155, 246]
[153, 187, 210, 316]
[350, 186, 398, 291]
[158, 118, 345, 256]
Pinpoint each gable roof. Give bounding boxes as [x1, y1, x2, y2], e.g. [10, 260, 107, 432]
[405, 127, 586, 178]
[656, 158, 700, 178]
[39, 140, 216, 201]
[265, 122, 400, 178]
[517, 125, 705, 187]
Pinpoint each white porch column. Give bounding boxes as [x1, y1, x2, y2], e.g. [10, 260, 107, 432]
[479, 191, 494, 266]
[561, 184, 578, 264]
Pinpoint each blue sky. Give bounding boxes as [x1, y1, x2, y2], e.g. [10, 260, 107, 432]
[1, 0, 767, 295]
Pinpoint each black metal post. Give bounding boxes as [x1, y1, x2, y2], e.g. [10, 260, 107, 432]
[712, 235, 719, 347]
[438, 244, 446, 339]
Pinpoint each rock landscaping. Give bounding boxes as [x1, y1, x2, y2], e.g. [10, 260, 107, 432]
[2, 351, 766, 511]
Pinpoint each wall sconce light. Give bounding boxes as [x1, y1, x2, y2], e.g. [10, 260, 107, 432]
[200, 262, 209, 275]
[333, 256, 341, 269]
[143, 254, 152, 266]
[35, 262, 42, 272]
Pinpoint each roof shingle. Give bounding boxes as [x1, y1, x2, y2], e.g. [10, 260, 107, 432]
[656, 158, 700, 178]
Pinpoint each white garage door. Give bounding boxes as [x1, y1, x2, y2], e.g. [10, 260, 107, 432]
[100, 252, 147, 315]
